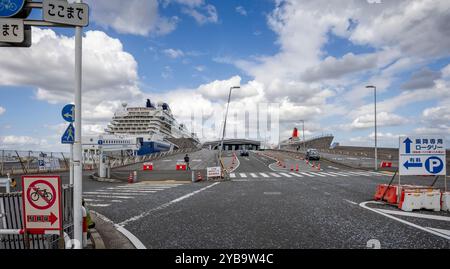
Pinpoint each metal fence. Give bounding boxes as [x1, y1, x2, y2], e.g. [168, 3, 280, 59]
[0, 185, 73, 249]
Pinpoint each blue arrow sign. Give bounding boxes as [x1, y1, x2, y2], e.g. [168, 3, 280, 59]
[0, 0, 26, 17]
[61, 123, 75, 144]
[403, 137, 412, 154]
[61, 104, 75, 123]
[403, 160, 423, 170]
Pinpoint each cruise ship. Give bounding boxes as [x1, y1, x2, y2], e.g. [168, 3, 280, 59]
[83, 99, 199, 157]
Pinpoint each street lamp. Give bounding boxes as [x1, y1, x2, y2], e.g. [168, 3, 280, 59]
[300, 120, 305, 152]
[219, 86, 240, 162]
[366, 85, 377, 171]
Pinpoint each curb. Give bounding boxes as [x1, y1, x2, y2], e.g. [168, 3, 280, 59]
[89, 228, 106, 249]
[90, 174, 122, 183]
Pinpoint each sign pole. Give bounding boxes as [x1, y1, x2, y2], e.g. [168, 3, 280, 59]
[73, 0, 83, 249]
[70, 144, 74, 185]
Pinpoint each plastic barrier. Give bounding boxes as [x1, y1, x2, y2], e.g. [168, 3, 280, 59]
[374, 184, 398, 204]
[143, 162, 153, 171]
[176, 163, 187, 171]
[398, 190, 422, 212]
[421, 190, 441, 211]
[442, 192, 450, 212]
[398, 188, 441, 212]
[380, 162, 392, 168]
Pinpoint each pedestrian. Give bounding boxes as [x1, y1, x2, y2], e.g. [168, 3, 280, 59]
[184, 154, 190, 170]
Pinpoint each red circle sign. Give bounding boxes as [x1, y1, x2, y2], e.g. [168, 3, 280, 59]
[26, 180, 57, 210]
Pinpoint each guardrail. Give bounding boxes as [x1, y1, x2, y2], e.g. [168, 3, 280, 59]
[0, 185, 73, 249]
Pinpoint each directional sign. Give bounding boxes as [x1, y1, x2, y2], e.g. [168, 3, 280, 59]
[0, 18, 24, 43]
[399, 136, 446, 176]
[0, 0, 26, 18]
[22, 176, 62, 233]
[61, 123, 75, 144]
[61, 104, 75, 123]
[43, 0, 89, 27]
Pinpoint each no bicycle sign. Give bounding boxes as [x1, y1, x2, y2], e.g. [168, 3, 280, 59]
[22, 176, 62, 234]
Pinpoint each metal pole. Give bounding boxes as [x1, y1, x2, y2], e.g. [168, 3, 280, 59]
[1, 150, 4, 176]
[374, 86, 378, 171]
[73, 2, 83, 248]
[70, 144, 74, 185]
[302, 120, 305, 152]
[219, 86, 239, 162]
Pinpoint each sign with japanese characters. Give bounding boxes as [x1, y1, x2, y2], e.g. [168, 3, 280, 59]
[207, 166, 222, 178]
[22, 176, 62, 233]
[43, 0, 89, 27]
[0, 18, 23, 43]
[399, 136, 446, 176]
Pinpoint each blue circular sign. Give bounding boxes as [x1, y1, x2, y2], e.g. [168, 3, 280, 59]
[0, 0, 26, 18]
[425, 156, 443, 174]
[62, 104, 75, 123]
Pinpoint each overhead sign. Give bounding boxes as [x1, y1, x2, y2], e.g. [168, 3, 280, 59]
[61, 104, 74, 123]
[0, 0, 26, 18]
[0, 18, 24, 43]
[207, 166, 222, 178]
[399, 136, 446, 176]
[22, 176, 62, 233]
[43, 0, 89, 27]
[61, 123, 75, 144]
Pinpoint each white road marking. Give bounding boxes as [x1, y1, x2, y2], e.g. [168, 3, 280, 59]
[230, 173, 236, 178]
[83, 192, 147, 196]
[259, 173, 269, 178]
[377, 209, 450, 222]
[279, 173, 293, 178]
[229, 155, 241, 173]
[289, 173, 303, 177]
[161, 160, 172, 162]
[84, 199, 103, 202]
[427, 228, 450, 236]
[308, 172, 326, 177]
[119, 182, 221, 226]
[299, 172, 314, 177]
[250, 173, 258, 178]
[324, 192, 331, 196]
[110, 200, 123, 203]
[89, 204, 111, 207]
[84, 195, 134, 199]
[264, 192, 281, 195]
[328, 166, 340, 170]
[239, 173, 247, 178]
[98, 189, 157, 193]
[317, 172, 338, 177]
[269, 173, 282, 178]
[327, 172, 349, 177]
[344, 199, 358, 205]
[359, 201, 450, 241]
[233, 179, 250, 182]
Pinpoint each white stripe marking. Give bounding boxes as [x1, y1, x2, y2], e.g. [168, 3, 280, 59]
[269, 173, 282, 178]
[279, 173, 293, 178]
[308, 172, 326, 177]
[259, 173, 269, 178]
[427, 227, 450, 236]
[119, 182, 221, 226]
[318, 172, 338, 177]
[327, 172, 349, 177]
[250, 173, 258, 178]
[377, 209, 450, 222]
[344, 199, 358, 205]
[84, 195, 134, 199]
[328, 166, 340, 170]
[89, 204, 111, 207]
[299, 172, 314, 177]
[239, 173, 247, 178]
[83, 192, 147, 196]
[100, 189, 158, 193]
[324, 192, 331, 196]
[360, 201, 450, 241]
[289, 173, 303, 177]
[230, 173, 236, 178]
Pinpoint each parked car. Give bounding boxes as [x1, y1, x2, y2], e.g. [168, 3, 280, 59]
[306, 149, 320, 160]
[240, 149, 249, 156]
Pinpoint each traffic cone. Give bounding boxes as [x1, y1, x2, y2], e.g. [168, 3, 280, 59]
[312, 162, 315, 168]
[317, 163, 321, 171]
[128, 172, 133, 184]
[197, 172, 203, 182]
[296, 164, 299, 171]
[290, 165, 294, 171]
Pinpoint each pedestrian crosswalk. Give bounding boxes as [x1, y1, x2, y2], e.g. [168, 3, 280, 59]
[83, 182, 183, 208]
[229, 170, 387, 180]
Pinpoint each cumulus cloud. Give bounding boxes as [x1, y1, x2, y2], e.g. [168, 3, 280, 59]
[182, 4, 218, 25]
[163, 48, 184, 59]
[346, 112, 407, 130]
[0, 106, 5, 116]
[86, 0, 178, 36]
[0, 136, 48, 148]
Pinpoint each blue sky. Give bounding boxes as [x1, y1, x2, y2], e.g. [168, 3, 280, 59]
[1, 0, 450, 151]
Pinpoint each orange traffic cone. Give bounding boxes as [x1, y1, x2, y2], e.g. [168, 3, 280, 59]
[296, 164, 299, 171]
[128, 172, 133, 184]
[197, 172, 203, 182]
[317, 163, 321, 171]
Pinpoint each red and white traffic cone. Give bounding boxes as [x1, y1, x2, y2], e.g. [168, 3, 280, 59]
[82, 206, 87, 248]
[296, 164, 299, 172]
[317, 163, 321, 171]
[128, 172, 133, 184]
[290, 165, 294, 171]
[197, 172, 203, 182]
[312, 162, 315, 168]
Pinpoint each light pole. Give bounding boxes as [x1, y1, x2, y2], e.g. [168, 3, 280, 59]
[219, 86, 240, 163]
[300, 120, 305, 152]
[366, 85, 377, 171]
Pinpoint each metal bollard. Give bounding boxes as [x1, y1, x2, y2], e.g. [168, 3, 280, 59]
[133, 171, 138, 183]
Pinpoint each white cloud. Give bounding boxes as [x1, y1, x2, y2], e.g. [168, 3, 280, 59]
[236, 6, 247, 16]
[0, 106, 5, 116]
[0, 136, 48, 147]
[347, 112, 407, 130]
[182, 4, 218, 25]
[163, 48, 185, 59]
[86, 0, 178, 36]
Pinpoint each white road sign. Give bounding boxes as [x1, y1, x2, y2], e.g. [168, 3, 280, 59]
[399, 136, 446, 176]
[22, 176, 62, 234]
[43, 0, 89, 27]
[0, 18, 24, 43]
[207, 166, 222, 178]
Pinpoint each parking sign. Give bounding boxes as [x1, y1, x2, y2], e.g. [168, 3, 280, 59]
[399, 136, 446, 176]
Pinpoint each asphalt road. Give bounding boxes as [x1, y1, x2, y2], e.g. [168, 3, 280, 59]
[82, 150, 450, 249]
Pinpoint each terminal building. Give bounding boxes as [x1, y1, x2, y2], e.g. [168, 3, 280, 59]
[203, 139, 261, 151]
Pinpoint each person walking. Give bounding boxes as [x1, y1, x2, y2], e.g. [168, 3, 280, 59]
[184, 154, 190, 170]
